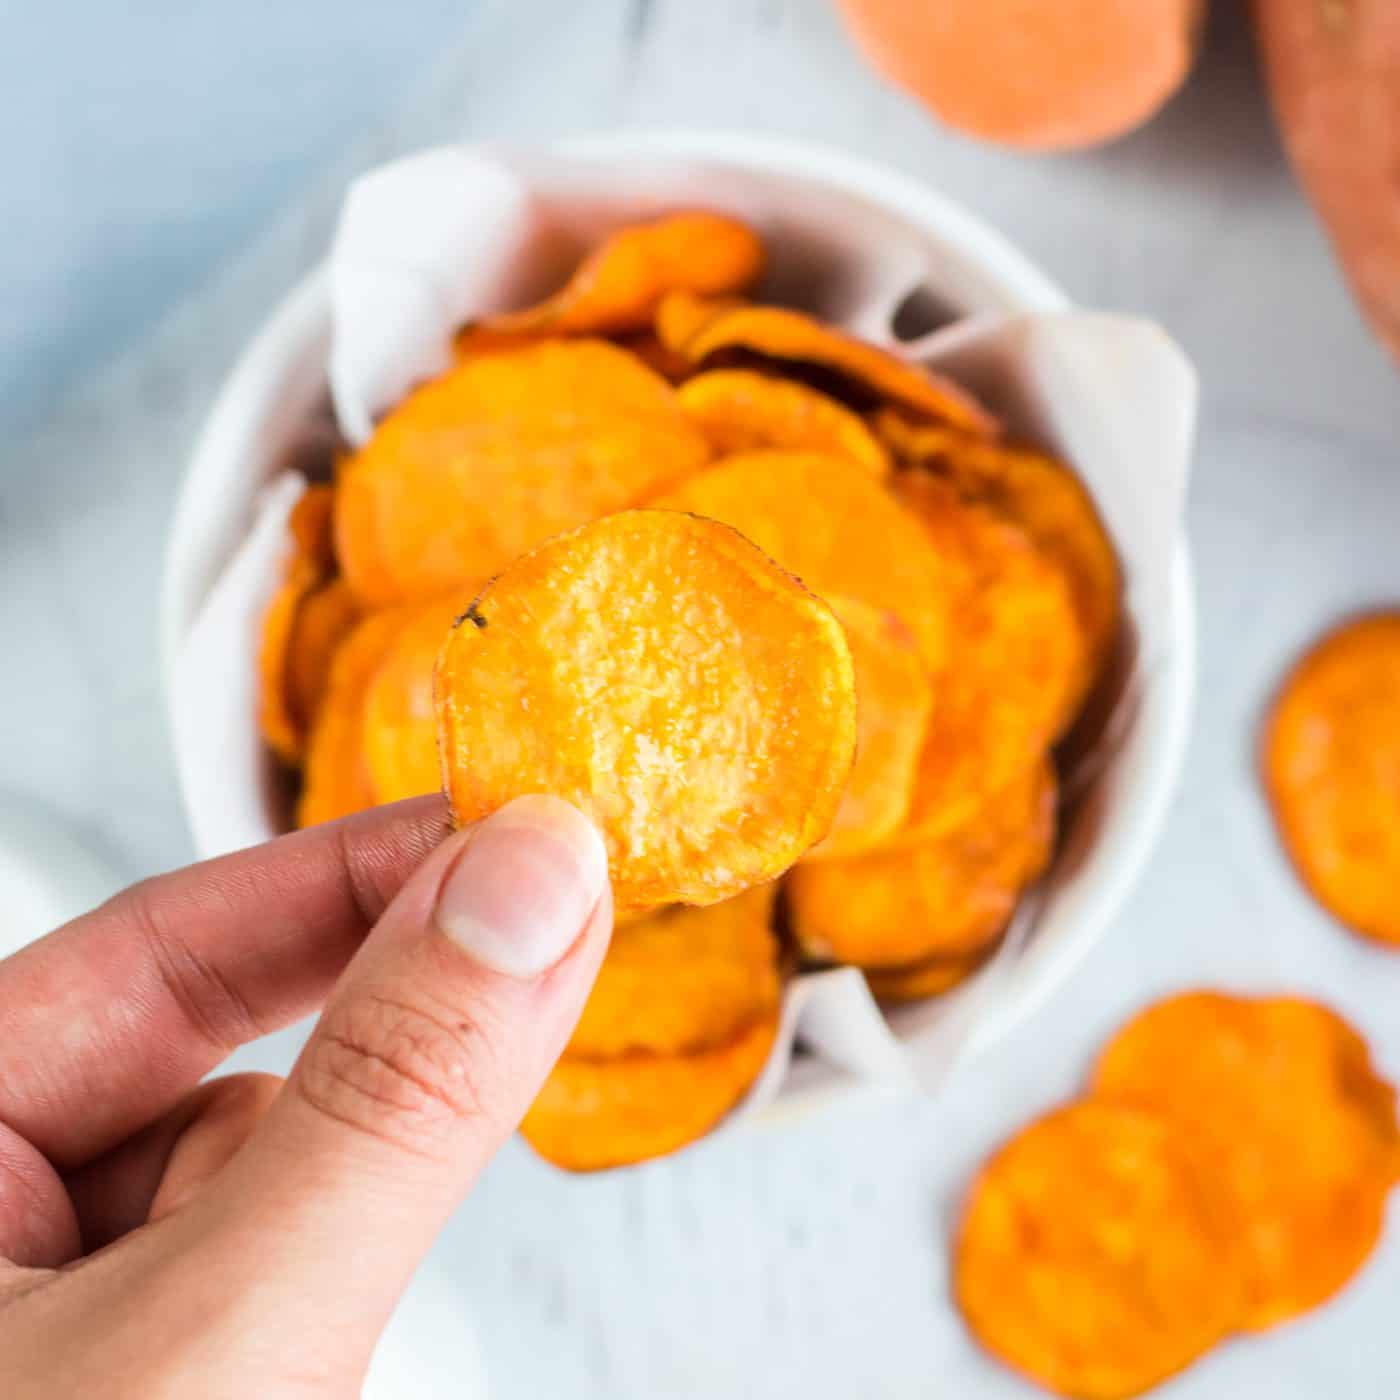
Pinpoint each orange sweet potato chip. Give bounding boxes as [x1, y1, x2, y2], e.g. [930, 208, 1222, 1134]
[258, 485, 341, 765]
[684, 304, 998, 435]
[894, 472, 1085, 839]
[614, 330, 693, 384]
[470, 212, 764, 339]
[955, 1101, 1246, 1399]
[362, 597, 466, 805]
[807, 595, 933, 860]
[336, 340, 711, 607]
[521, 1012, 779, 1172]
[877, 409, 1121, 687]
[654, 450, 951, 670]
[655, 289, 746, 354]
[297, 608, 411, 828]
[677, 369, 889, 475]
[568, 886, 780, 1059]
[435, 511, 857, 910]
[1262, 613, 1400, 947]
[285, 578, 361, 740]
[787, 761, 1055, 967]
[864, 947, 986, 1004]
[1091, 991, 1399, 1331]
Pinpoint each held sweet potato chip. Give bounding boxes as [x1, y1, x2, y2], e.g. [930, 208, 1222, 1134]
[683, 304, 998, 435]
[1262, 613, 1400, 946]
[787, 761, 1055, 967]
[864, 947, 985, 1004]
[807, 595, 934, 860]
[568, 887, 781, 1059]
[435, 511, 857, 910]
[520, 1012, 779, 1172]
[955, 1101, 1246, 1400]
[336, 340, 711, 606]
[1092, 992, 1400, 1330]
[895, 472, 1085, 839]
[297, 608, 412, 828]
[654, 450, 951, 670]
[877, 409, 1121, 687]
[470, 211, 764, 339]
[655, 289, 746, 354]
[362, 597, 466, 805]
[677, 369, 889, 475]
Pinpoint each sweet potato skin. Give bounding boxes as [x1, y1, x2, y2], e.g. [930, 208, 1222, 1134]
[1255, 0, 1400, 361]
[836, 0, 1201, 151]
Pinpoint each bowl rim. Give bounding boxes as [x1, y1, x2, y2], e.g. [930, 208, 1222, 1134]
[161, 129, 1196, 1105]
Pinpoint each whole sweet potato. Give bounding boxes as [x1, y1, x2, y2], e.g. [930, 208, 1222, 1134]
[1255, 1, 1400, 361]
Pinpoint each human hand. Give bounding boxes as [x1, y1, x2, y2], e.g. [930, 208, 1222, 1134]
[0, 794, 611, 1398]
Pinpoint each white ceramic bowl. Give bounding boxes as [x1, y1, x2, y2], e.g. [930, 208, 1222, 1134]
[163, 132, 1195, 1093]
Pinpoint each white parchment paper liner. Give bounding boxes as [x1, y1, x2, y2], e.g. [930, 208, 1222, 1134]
[173, 145, 1195, 1125]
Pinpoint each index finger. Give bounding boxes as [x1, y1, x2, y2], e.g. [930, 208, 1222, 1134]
[0, 797, 449, 1168]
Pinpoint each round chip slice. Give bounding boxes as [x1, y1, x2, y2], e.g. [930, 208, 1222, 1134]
[471, 211, 764, 339]
[336, 340, 711, 607]
[677, 369, 889, 475]
[1263, 613, 1400, 946]
[684, 304, 998, 435]
[568, 886, 781, 1059]
[297, 608, 412, 828]
[877, 409, 1121, 689]
[895, 472, 1085, 838]
[654, 450, 951, 670]
[1092, 991, 1400, 1330]
[807, 596, 933, 860]
[655, 289, 747, 354]
[787, 761, 1055, 967]
[955, 1101, 1246, 1400]
[435, 511, 857, 910]
[285, 577, 362, 742]
[520, 1013, 779, 1172]
[864, 947, 985, 1004]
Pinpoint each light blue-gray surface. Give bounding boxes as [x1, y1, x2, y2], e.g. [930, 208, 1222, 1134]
[0, 0, 470, 437]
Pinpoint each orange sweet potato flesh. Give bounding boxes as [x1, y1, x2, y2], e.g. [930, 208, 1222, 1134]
[470, 211, 764, 339]
[864, 948, 985, 1004]
[520, 1013, 779, 1172]
[285, 578, 361, 742]
[436, 511, 857, 911]
[787, 761, 1055, 967]
[568, 887, 781, 1059]
[837, 0, 1201, 152]
[1092, 992, 1400, 1330]
[336, 340, 710, 607]
[955, 1101, 1246, 1399]
[1263, 613, 1400, 947]
[1255, 1, 1400, 364]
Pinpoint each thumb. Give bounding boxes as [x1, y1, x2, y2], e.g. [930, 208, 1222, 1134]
[185, 794, 609, 1360]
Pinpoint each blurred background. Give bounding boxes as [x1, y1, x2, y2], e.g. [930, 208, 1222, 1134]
[3, 2, 1400, 1396]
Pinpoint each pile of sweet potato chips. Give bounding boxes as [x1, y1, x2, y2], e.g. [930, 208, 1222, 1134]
[956, 991, 1400, 1397]
[258, 209, 1121, 1169]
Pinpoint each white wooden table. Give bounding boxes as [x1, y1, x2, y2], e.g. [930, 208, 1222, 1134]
[4, 2, 1400, 1395]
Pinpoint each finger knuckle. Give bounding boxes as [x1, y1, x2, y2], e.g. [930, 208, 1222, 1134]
[296, 994, 493, 1152]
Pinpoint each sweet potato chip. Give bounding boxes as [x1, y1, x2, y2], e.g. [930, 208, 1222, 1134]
[520, 1013, 779, 1172]
[655, 289, 746, 354]
[1092, 992, 1399, 1330]
[436, 511, 857, 910]
[787, 761, 1055, 967]
[677, 369, 889, 475]
[895, 472, 1085, 838]
[1263, 614, 1400, 946]
[568, 886, 780, 1059]
[878, 409, 1121, 687]
[258, 485, 341, 765]
[614, 330, 693, 384]
[654, 450, 951, 669]
[336, 340, 711, 606]
[472, 212, 764, 339]
[297, 608, 412, 828]
[684, 304, 998, 435]
[285, 578, 361, 740]
[864, 947, 985, 1004]
[955, 1101, 1246, 1400]
[362, 597, 465, 805]
[807, 596, 933, 860]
